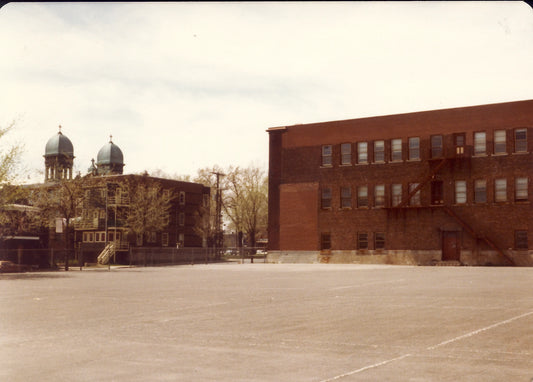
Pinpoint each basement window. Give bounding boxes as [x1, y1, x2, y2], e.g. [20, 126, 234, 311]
[357, 232, 368, 249]
[320, 233, 331, 250]
[374, 232, 385, 249]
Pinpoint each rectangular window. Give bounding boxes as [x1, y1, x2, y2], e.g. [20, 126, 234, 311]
[391, 139, 402, 161]
[494, 130, 507, 154]
[340, 143, 352, 165]
[179, 191, 186, 205]
[320, 233, 331, 250]
[83, 232, 94, 242]
[147, 231, 157, 243]
[409, 183, 421, 206]
[340, 187, 352, 208]
[515, 177, 528, 201]
[409, 137, 420, 160]
[322, 145, 332, 166]
[455, 134, 465, 155]
[375, 232, 385, 249]
[431, 181, 444, 205]
[431, 135, 443, 158]
[391, 184, 402, 207]
[357, 232, 368, 249]
[455, 181, 467, 204]
[374, 184, 385, 207]
[95, 232, 106, 242]
[357, 142, 368, 164]
[515, 128, 527, 153]
[494, 179, 507, 202]
[374, 140, 385, 162]
[475, 179, 487, 203]
[474, 132, 486, 156]
[179, 212, 185, 226]
[178, 233, 185, 247]
[321, 187, 332, 209]
[515, 230, 528, 249]
[357, 186, 368, 208]
[162, 233, 169, 247]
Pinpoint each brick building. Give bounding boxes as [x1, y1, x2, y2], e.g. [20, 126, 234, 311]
[267, 99, 533, 266]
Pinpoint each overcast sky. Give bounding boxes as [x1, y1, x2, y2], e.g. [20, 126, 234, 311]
[1, 1, 532, 183]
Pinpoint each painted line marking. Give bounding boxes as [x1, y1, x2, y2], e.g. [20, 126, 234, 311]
[427, 310, 533, 350]
[318, 353, 412, 382]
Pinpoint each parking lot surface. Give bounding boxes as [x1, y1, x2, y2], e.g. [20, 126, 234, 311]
[1, 263, 532, 381]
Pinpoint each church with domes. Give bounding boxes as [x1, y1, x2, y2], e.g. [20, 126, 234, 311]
[38, 127, 211, 266]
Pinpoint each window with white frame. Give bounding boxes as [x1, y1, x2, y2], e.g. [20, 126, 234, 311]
[474, 132, 486, 156]
[340, 143, 352, 165]
[83, 232, 94, 242]
[515, 128, 527, 153]
[494, 179, 507, 202]
[391, 139, 402, 161]
[409, 137, 420, 160]
[494, 130, 507, 154]
[321, 187, 332, 209]
[340, 187, 351, 208]
[374, 140, 385, 163]
[391, 184, 402, 207]
[357, 186, 368, 207]
[455, 181, 467, 204]
[322, 145, 332, 166]
[374, 184, 385, 207]
[357, 142, 368, 164]
[515, 177, 528, 201]
[474, 179, 487, 203]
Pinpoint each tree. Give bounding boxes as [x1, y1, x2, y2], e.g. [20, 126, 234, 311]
[124, 177, 173, 245]
[0, 120, 23, 185]
[33, 177, 86, 270]
[222, 165, 268, 248]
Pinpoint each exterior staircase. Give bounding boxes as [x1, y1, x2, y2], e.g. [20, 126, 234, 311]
[97, 242, 116, 265]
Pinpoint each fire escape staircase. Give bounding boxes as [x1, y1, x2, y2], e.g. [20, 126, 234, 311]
[389, 157, 515, 266]
[97, 242, 116, 265]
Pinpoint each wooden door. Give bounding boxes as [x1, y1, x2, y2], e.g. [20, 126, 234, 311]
[442, 231, 460, 261]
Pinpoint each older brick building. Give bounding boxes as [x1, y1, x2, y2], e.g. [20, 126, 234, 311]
[267, 100, 533, 266]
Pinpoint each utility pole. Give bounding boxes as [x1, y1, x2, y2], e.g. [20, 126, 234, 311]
[211, 171, 225, 259]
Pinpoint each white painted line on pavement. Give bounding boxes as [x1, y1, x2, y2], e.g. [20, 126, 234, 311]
[318, 353, 413, 382]
[427, 310, 533, 350]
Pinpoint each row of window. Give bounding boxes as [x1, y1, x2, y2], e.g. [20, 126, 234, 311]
[82, 231, 122, 243]
[321, 128, 529, 166]
[320, 230, 529, 250]
[321, 177, 529, 209]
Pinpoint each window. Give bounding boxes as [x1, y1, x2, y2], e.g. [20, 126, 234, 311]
[320, 233, 331, 250]
[409, 183, 421, 206]
[515, 178, 528, 201]
[321, 187, 332, 209]
[515, 231, 528, 249]
[357, 142, 368, 164]
[375, 232, 385, 249]
[340, 187, 352, 208]
[409, 137, 420, 160]
[178, 233, 185, 247]
[136, 233, 143, 246]
[494, 130, 506, 154]
[179, 191, 186, 205]
[431, 181, 444, 205]
[474, 132, 486, 156]
[83, 232, 94, 243]
[179, 212, 185, 226]
[340, 143, 352, 165]
[357, 233, 368, 249]
[95, 232, 106, 242]
[162, 233, 169, 247]
[474, 180, 487, 203]
[455, 181, 467, 204]
[322, 145, 332, 166]
[494, 179, 507, 202]
[147, 231, 157, 243]
[455, 134, 465, 155]
[515, 128, 527, 153]
[391, 184, 402, 207]
[391, 139, 402, 161]
[357, 186, 368, 207]
[431, 135, 443, 158]
[374, 184, 385, 207]
[374, 140, 385, 162]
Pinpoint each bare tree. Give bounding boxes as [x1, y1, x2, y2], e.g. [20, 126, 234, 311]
[124, 178, 173, 245]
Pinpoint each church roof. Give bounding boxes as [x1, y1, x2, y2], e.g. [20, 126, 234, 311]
[96, 137, 124, 165]
[44, 128, 74, 157]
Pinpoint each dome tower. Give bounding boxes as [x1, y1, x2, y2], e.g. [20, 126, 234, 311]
[96, 135, 124, 175]
[44, 126, 75, 182]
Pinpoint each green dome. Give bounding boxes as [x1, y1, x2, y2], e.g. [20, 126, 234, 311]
[44, 130, 74, 157]
[96, 139, 124, 166]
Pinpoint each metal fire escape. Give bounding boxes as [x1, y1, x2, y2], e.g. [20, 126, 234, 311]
[387, 144, 514, 265]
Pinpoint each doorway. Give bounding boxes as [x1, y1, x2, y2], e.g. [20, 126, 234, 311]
[442, 231, 460, 261]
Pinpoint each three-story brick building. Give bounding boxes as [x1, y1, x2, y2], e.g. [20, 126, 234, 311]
[267, 99, 533, 266]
